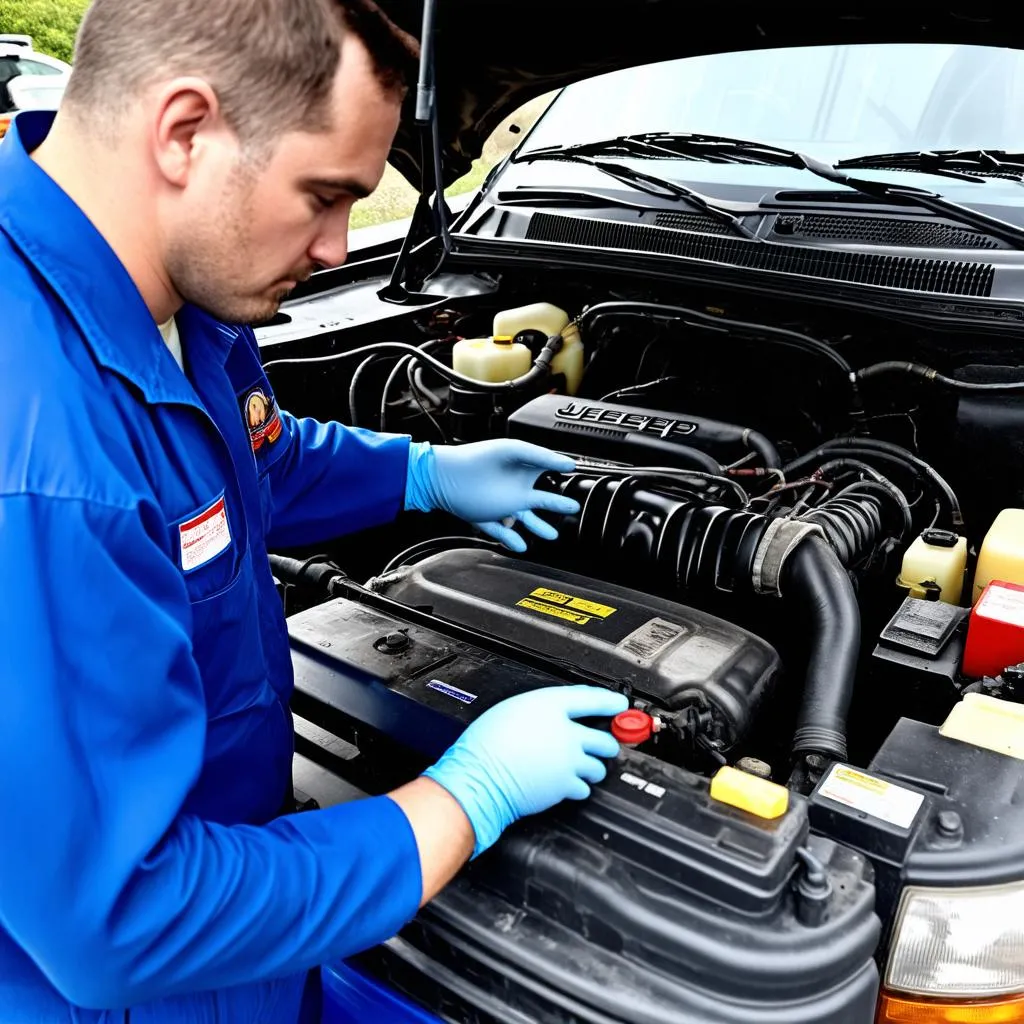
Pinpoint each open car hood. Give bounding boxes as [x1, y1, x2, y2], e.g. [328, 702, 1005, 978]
[373, 2, 1013, 189]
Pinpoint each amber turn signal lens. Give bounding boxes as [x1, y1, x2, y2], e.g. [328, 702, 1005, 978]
[878, 991, 1024, 1023]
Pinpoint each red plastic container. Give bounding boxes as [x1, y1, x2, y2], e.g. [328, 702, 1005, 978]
[962, 581, 1024, 678]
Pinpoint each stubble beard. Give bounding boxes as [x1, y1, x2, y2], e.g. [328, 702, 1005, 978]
[165, 165, 286, 326]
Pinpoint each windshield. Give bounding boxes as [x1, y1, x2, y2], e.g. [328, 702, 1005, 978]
[519, 44, 1024, 160]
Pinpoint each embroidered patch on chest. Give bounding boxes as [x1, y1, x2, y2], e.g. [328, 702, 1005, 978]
[179, 496, 232, 572]
[242, 386, 283, 453]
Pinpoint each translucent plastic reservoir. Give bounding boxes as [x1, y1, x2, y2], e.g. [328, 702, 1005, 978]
[973, 508, 1024, 603]
[493, 302, 570, 340]
[492, 303, 583, 394]
[452, 336, 531, 384]
[897, 530, 968, 604]
[550, 322, 584, 395]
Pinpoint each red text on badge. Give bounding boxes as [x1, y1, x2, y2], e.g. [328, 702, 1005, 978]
[179, 496, 231, 572]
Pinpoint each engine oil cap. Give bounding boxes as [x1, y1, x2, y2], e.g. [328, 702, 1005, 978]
[611, 709, 653, 746]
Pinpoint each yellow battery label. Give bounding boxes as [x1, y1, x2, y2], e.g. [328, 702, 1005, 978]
[517, 598, 591, 625]
[529, 588, 616, 618]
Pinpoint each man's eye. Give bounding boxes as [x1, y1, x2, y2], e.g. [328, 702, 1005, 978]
[313, 193, 337, 210]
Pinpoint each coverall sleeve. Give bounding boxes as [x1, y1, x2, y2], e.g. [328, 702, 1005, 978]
[265, 410, 412, 548]
[0, 492, 423, 1010]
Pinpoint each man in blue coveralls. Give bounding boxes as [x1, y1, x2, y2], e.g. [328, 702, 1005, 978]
[0, 0, 629, 1020]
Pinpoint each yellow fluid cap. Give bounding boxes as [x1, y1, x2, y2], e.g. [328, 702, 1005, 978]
[710, 765, 789, 819]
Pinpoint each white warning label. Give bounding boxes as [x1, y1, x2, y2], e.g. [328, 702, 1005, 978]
[817, 764, 924, 830]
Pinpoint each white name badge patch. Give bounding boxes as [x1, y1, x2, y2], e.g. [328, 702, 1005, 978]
[179, 496, 231, 572]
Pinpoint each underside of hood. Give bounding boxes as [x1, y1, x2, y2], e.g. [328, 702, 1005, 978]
[372, 2, 1013, 188]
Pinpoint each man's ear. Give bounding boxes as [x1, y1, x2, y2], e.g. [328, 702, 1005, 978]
[150, 77, 223, 189]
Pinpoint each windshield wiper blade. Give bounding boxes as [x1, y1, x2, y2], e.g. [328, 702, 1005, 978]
[512, 150, 759, 239]
[494, 187, 654, 212]
[518, 133, 1024, 249]
[793, 152, 1024, 248]
[838, 149, 1024, 183]
[522, 132, 809, 166]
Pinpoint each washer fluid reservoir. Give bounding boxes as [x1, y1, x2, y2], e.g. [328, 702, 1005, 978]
[973, 508, 1024, 603]
[452, 336, 531, 384]
[897, 529, 968, 604]
[492, 302, 584, 394]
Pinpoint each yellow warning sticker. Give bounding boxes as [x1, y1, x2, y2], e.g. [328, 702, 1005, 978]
[517, 598, 592, 625]
[832, 766, 889, 794]
[529, 587, 616, 618]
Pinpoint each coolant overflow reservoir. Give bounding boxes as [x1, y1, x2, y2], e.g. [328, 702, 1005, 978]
[451, 336, 532, 384]
[897, 529, 967, 605]
[493, 302, 570, 340]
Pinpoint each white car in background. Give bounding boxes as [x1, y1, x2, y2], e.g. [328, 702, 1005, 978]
[0, 35, 70, 140]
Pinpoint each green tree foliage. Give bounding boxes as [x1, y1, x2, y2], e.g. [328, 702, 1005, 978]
[0, 0, 89, 63]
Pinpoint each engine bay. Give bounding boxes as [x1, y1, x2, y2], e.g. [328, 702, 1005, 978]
[265, 273, 1024, 791]
[260, 273, 1024, 1020]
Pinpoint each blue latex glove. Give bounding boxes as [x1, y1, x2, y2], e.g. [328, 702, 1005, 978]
[405, 439, 581, 552]
[423, 685, 629, 857]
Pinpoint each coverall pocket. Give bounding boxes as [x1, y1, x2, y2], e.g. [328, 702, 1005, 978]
[171, 489, 247, 603]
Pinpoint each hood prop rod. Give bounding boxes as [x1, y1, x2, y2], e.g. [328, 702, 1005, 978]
[378, 0, 451, 305]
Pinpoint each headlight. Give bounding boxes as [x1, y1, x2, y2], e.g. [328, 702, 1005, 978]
[877, 882, 1024, 1024]
[887, 883, 1024, 997]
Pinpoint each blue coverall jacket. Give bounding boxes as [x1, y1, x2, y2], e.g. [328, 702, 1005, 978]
[0, 111, 423, 1021]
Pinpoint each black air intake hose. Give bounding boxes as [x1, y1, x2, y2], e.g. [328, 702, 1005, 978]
[799, 495, 884, 566]
[782, 537, 860, 760]
[542, 474, 875, 762]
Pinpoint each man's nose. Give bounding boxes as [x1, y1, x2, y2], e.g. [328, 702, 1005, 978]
[308, 225, 349, 270]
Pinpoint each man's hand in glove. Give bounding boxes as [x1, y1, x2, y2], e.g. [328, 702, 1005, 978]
[422, 685, 629, 857]
[404, 439, 581, 552]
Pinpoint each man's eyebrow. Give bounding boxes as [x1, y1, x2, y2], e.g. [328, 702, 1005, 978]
[304, 177, 373, 200]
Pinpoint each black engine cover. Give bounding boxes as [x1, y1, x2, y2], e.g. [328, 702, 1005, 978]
[373, 549, 780, 749]
[506, 393, 779, 470]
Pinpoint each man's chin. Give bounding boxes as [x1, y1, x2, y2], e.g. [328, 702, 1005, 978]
[248, 283, 301, 323]
[247, 300, 286, 327]
[194, 296, 284, 327]
[178, 279, 297, 326]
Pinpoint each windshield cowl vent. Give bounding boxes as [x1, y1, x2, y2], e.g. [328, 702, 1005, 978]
[527, 213, 994, 298]
[766, 213, 1001, 250]
[651, 211, 738, 237]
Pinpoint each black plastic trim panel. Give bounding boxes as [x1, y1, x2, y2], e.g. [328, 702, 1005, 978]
[527, 213, 994, 296]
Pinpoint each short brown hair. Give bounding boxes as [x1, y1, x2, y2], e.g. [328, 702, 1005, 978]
[336, 0, 420, 94]
[64, 0, 417, 144]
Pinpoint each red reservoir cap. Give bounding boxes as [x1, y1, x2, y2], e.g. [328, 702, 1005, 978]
[611, 709, 653, 745]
